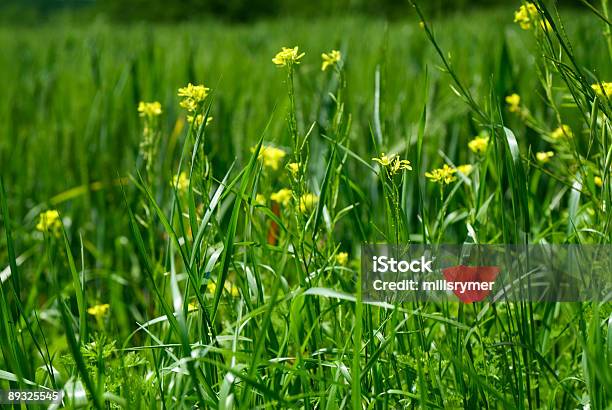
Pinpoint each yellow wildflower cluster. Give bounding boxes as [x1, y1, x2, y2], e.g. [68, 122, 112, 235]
[591, 82, 612, 98]
[271, 188, 292, 206]
[372, 153, 393, 166]
[171, 171, 190, 193]
[272, 46, 305, 67]
[254, 145, 286, 170]
[321, 50, 341, 71]
[187, 114, 213, 128]
[506, 94, 521, 113]
[87, 304, 110, 318]
[425, 164, 457, 185]
[178, 83, 210, 113]
[138, 101, 162, 118]
[456, 164, 473, 175]
[551, 124, 573, 140]
[536, 151, 554, 163]
[468, 136, 489, 154]
[299, 193, 319, 213]
[372, 153, 412, 176]
[336, 252, 349, 266]
[138, 101, 163, 172]
[36, 210, 62, 236]
[514, 3, 537, 29]
[514, 3, 549, 31]
[287, 162, 300, 176]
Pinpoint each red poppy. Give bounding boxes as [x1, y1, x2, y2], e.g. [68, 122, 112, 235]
[442, 265, 500, 303]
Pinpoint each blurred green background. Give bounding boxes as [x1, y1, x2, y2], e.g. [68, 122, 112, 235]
[0, 6, 607, 243]
[0, 0, 589, 23]
[0, 0, 608, 250]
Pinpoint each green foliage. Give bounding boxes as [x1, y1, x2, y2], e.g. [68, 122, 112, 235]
[0, 2, 611, 409]
[0, 0, 593, 23]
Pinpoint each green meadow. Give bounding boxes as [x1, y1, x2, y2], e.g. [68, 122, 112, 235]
[0, 2, 611, 408]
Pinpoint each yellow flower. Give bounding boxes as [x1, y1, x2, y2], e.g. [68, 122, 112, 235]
[179, 98, 198, 112]
[254, 145, 286, 170]
[299, 193, 319, 213]
[594, 176, 603, 187]
[514, 3, 538, 30]
[187, 114, 213, 128]
[270, 188, 292, 206]
[255, 194, 266, 205]
[389, 158, 413, 175]
[551, 124, 573, 139]
[591, 82, 612, 98]
[177, 83, 210, 102]
[456, 164, 473, 175]
[425, 164, 457, 185]
[536, 151, 554, 163]
[138, 101, 162, 118]
[206, 281, 239, 297]
[505, 94, 521, 113]
[87, 304, 110, 318]
[336, 252, 348, 266]
[36, 210, 62, 236]
[171, 171, 190, 193]
[321, 50, 341, 71]
[468, 136, 489, 154]
[287, 162, 300, 176]
[187, 302, 198, 312]
[177, 83, 210, 113]
[372, 153, 394, 167]
[372, 153, 412, 176]
[272, 46, 305, 67]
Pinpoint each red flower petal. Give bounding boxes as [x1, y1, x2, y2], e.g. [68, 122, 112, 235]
[442, 265, 500, 303]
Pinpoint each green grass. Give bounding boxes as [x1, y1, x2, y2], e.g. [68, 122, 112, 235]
[1, 2, 612, 408]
